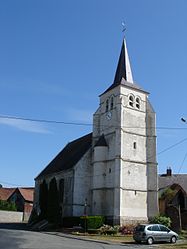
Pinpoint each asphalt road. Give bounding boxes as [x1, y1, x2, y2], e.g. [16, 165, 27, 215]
[0, 223, 155, 249]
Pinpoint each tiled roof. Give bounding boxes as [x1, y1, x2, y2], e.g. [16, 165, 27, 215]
[0, 188, 15, 201]
[36, 133, 92, 179]
[159, 174, 187, 193]
[0, 187, 34, 202]
[18, 188, 34, 202]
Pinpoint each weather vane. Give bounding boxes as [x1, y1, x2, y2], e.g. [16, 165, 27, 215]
[122, 21, 126, 33]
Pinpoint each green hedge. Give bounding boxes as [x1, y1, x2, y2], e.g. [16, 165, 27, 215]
[80, 216, 105, 229]
[0, 200, 17, 211]
[150, 214, 171, 228]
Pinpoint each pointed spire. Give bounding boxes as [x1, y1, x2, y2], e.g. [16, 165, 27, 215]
[101, 38, 135, 95]
[113, 38, 133, 84]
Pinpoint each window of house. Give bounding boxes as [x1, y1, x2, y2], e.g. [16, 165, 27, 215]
[110, 96, 114, 110]
[106, 99, 109, 112]
[129, 95, 134, 107]
[136, 97, 140, 109]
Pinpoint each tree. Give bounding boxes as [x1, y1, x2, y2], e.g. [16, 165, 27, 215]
[150, 214, 171, 228]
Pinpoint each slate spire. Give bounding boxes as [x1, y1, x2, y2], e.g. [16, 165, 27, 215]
[113, 38, 133, 85]
[101, 38, 134, 95]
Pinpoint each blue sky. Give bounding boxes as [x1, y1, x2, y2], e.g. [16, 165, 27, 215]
[0, 0, 187, 187]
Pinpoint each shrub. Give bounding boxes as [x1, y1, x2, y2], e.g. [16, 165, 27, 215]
[160, 188, 177, 201]
[0, 200, 17, 211]
[80, 216, 105, 230]
[150, 214, 171, 228]
[119, 224, 135, 235]
[99, 224, 118, 235]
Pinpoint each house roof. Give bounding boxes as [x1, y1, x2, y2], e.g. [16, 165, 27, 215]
[159, 174, 187, 193]
[18, 188, 34, 202]
[0, 188, 15, 201]
[0, 187, 34, 203]
[36, 133, 92, 179]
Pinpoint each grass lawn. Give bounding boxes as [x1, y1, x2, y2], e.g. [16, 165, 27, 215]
[81, 234, 134, 243]
[75, 232, 187, 248]
[70, 229, 187, 248]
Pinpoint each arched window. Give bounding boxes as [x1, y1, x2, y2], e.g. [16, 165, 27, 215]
[129, 95, 134, 107]
[106, 99, 109, 112]
[110, 96, 114, 110]
[136, 97, 140, 109]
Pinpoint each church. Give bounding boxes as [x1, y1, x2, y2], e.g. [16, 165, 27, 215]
[34, 37, 158, 225]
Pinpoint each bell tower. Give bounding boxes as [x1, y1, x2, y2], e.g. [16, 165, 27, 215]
[92, 38, 158, 225]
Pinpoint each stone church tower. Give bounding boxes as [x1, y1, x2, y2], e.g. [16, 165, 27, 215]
[34, 37, 158, 226]
[92, 38, 158, 224]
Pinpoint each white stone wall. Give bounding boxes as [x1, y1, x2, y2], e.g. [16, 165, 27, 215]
[146, 100, 158, 218]
[93, 82, 158, 225]
[0, 210, 23, 223]
[119, 86, 148, 222]
[73, 148, 92, 216]
[92, 189, 114, 216]
[120, 190, 147, 218]
[92, 143, 116, 216]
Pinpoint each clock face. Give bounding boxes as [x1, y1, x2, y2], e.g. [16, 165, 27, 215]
[106, 111, 112, 120]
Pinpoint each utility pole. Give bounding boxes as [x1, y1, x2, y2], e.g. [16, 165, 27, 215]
[84, 198, 88, 234]
[178, 204, 182, 231]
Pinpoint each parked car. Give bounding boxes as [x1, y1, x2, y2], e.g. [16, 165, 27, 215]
[133, 224, 178, 245]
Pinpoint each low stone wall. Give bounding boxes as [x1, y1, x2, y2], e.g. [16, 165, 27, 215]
[0, 210, 23, 223]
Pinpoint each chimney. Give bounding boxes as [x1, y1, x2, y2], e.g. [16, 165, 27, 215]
[166, 167, 172, 176]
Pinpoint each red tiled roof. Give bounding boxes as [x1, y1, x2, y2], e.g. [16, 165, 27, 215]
[0, 188, 16, 201]
[18, 188, 34, 202]
[0, 187, 34, 203]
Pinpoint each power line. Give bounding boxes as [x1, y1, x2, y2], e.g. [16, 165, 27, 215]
[157, 138, 187, 157]
[2, 137, 187, 187]
[0, 114, 91, 126]
[1, 116, 187, 187]
[178, 150, 187, 173]
[0, 114, 187, 130]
